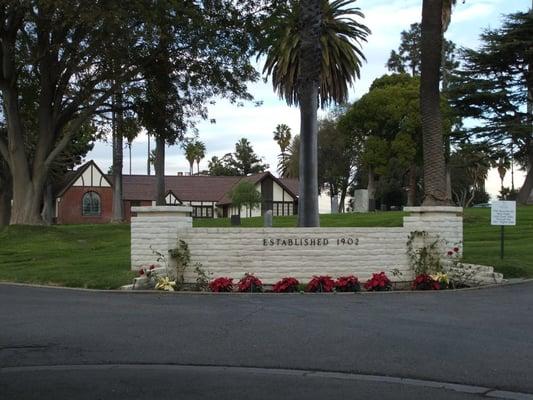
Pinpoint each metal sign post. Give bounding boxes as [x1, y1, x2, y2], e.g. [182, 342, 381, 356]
[491, 201, 516, 260]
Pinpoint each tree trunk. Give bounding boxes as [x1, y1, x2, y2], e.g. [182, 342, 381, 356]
[10, 177, 45, 225]
[367, 168, 376, 211]
[407, 164, 417, 206]
[111, 107, 124, 223]
[41, 181, 54, 225]
[420, 0, 450, 206]
[338, 190, 347, 213]
[155, 135, 166, 206]
[147, 133, 151, 175]
[0, 169, 12, 227]
[517, 141, 533, 204]
[297, 0, 321, 227]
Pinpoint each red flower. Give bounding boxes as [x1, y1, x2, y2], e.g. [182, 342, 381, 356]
[306, 276, 335, 293]
[412, 274, 440, 290]
[238, 274, 263, 293]
[272, 277, 300, 293]
[138, 269, 145, 276]
[149, 265, 155, 270]
[335, 276, 361, 292]
[364, 272, 392, 292]
[209, 277, 233, 292]
[447, 250, 454, 256]
[453, 247, 459, 253]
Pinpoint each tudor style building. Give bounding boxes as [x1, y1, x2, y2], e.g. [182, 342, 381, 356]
[53, 160, 299, 224]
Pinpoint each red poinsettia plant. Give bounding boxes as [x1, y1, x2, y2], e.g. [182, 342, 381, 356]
[364, 272, 392, 291]
[209, 277, 233, 292]
[335, 276, 361, 293]
[306, 275, 335, 293]
[138, 264, 156, 276]
[412, 274, 441, 290]
[272, 277, 300, 293]
[238, 273, 263, 293]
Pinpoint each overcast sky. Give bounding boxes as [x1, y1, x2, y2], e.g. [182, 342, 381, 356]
[86, 0, 531, 199]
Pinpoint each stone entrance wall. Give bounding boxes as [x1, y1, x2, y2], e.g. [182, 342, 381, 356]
[131, 206, 464, 284]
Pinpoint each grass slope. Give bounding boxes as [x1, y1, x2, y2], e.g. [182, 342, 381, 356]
[0, 224, 133, 289]
[0, 207, 531, 289]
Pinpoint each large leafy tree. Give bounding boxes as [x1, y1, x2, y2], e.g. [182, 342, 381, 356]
[0, 0, 268, 225]
[317, 115, 357, 212]
[208, 138, 268, 176]
[339, 74, 454, 208]
[449, 144, 491, 207]
[230, 138, 269, 175]
[260, 0, 369, 226]
[448, 11, 533, 204]
[386, 22, 459, 83]
[0, 1, 158, 224]
[419, 0, 457, 206]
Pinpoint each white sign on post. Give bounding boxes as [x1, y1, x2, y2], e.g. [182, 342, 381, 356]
[491, 201, 516, 226]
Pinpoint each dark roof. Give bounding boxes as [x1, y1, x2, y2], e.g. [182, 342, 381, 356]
[279, 178, 299, 198]
[56, 160, 299, 204]
[122, 175, 242, 202]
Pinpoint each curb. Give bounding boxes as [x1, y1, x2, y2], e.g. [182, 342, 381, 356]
[1, 278, 532, 295]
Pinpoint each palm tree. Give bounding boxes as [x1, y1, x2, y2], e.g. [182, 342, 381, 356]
[273, 124, 292, 174]
[261, 0, 370, 226]
[184, 142, 196, 175]
[419, 0, 456, 206]
[278, 135, 300, 178]
[194, 141, 206, 175]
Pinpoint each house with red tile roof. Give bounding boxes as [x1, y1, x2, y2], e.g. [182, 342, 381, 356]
[53, 160, 299, 224]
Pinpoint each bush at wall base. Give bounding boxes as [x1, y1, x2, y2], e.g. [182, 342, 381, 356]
[364, 272, 392, 292]
[238, 273, 263, 293]
[209, 277, 234, 292]
[335, 276, 361, 292]
[412, 274, 442, 290]
[272, 277, 300, 293]
[306, 276, 335, 293]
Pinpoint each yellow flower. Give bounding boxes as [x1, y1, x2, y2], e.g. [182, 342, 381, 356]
[155, 277, 176, 291]
[430, 273, 449, 284]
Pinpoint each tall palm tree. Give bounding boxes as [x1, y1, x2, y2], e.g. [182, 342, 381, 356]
[278, 135, 300, 178]
[194, 141, 206, 175]
[184, 142, 197, 175]
[419, 0, 456, 206]
[261, 0, 370, 226]
[273, 124, 292, 174]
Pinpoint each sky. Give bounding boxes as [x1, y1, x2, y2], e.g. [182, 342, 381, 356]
[86, 0, 532, 199]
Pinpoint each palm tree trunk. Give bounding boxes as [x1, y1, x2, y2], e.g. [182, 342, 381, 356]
[155, 135, 166, 205]
[420, 0, 450, 206]
[111, 101, 124, 223]
[297, 0, 321, 227]
[147, 133, 151, 176]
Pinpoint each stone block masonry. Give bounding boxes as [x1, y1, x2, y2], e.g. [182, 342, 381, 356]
[131, 206, 470, 285]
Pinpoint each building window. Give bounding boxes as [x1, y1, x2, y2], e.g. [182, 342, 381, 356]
[192, 206, 213, 218]
[82, 192, 101, 216]
[264, 201, 294, 216]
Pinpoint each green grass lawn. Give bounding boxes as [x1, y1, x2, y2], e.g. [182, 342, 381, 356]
[0, 206, 531, 289]
[0, 224, 133, 289]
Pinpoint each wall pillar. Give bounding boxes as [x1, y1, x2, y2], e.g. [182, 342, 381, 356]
[130, 206, 192, 270]
[403, 206, 463, 253]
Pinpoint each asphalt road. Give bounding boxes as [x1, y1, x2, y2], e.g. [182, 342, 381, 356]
[1, 282, 533, 399]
